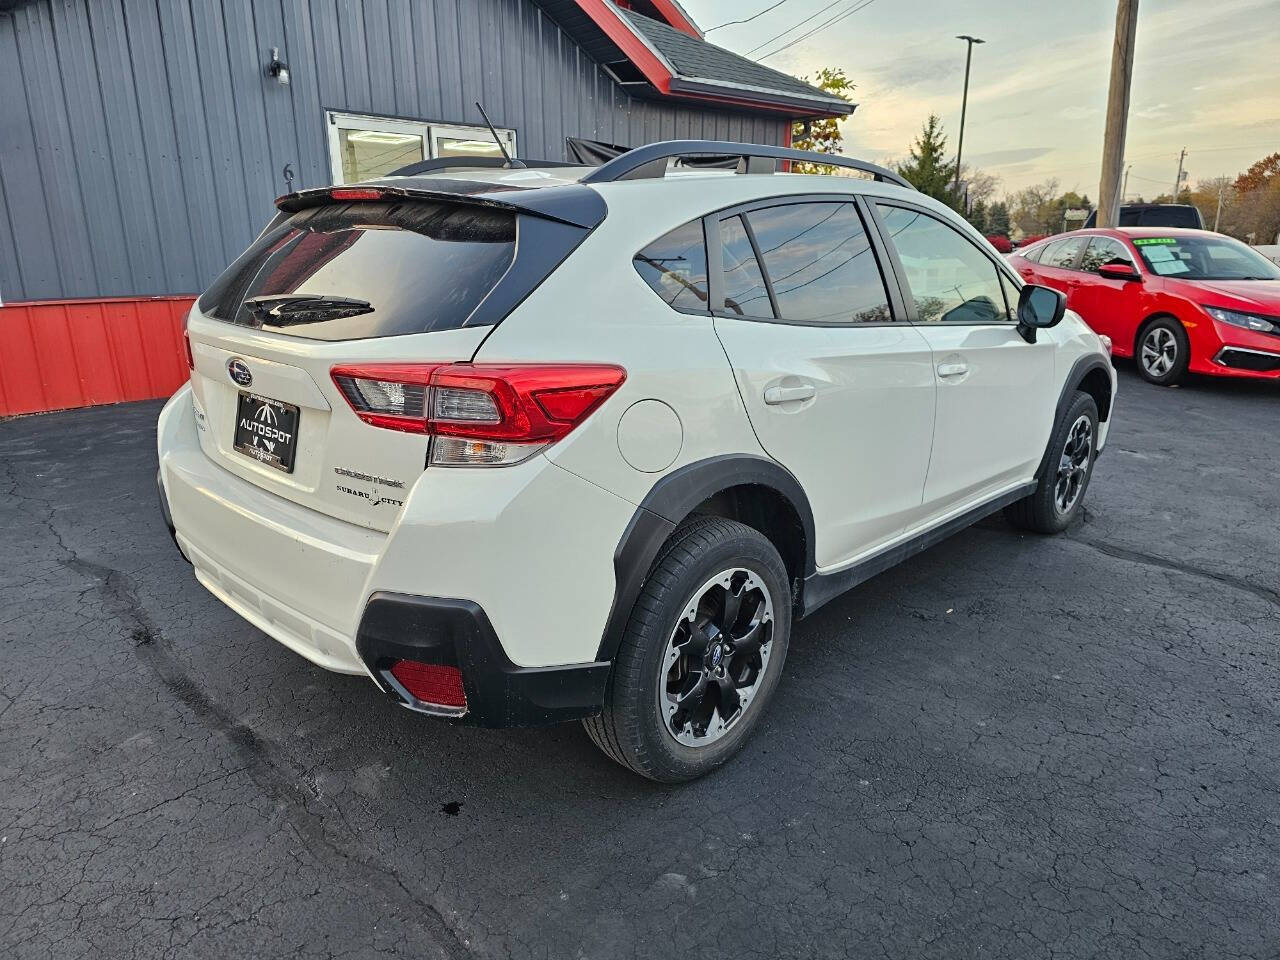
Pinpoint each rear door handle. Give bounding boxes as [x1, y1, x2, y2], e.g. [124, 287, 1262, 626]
[763, 383, 816, 404]
[936, 361, 968, 378]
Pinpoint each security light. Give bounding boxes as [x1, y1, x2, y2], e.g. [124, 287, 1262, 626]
[267, 47, 290, 86]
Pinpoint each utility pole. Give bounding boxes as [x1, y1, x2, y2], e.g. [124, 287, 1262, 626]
[1172, 147, 1187, 199]
[1112, 162, 1131, 215]
[953, 35, 985, 198]
[1214, 182, 1226, 231]
[1097, 0, 1139, 228]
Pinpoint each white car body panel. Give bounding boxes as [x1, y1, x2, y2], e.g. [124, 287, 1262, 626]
[712, 318, 937, 567]
[157, 161, 1117, 707]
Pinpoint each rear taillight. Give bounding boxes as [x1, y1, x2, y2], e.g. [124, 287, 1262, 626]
[181, 309, 194, 370]
[329, 187, 384, 202]
[389, 660, 467, 710]
[331, 363, 626, 466]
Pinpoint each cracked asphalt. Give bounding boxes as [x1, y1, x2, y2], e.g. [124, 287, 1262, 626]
[3, 364, 1278, 959]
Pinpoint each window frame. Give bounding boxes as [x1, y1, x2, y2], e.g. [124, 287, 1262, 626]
[325, 110, 518, 185]
[705, 194, 907, 328]
[867, 198, 1022, 324]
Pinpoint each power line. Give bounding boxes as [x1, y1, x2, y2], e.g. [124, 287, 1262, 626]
[705, 0, 792, 32]
[757, 0, 879, 61]
[745, 0, 850, 55]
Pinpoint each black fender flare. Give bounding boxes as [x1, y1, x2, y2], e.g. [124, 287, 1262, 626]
[596, 455, 816, 662]
[1036, 354, 1113, 481]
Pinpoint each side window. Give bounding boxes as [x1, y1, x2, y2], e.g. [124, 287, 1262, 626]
[742, 202, 893, 324]
[1045, 236, 1087, 269]
[875, 204, 1008, 324]
[719, 215, 773, 317]
[633, 220, 709, 312]
[1037, 238, 1067, 266]
[1020, 244, 1044, 263]
[1079, 237, 1134, 273]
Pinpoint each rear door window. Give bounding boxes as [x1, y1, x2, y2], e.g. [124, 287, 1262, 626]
[199, 201, 516, 339]
[742, 202, 893, 324]
[633, 220, 709, 312]
[1044, 236, 1087, 270]
[1080, 236, 1135, 272]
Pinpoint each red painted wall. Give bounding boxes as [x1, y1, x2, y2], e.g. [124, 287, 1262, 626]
[0, 296, 194, 417]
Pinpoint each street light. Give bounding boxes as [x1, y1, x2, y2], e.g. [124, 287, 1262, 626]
[953, 35, 985, 199]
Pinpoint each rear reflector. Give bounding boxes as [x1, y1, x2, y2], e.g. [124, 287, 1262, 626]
[331, 362, 626, 465]
[390, 660, 467, 709]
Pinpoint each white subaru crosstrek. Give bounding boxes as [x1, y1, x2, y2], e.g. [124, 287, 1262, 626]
[157, 141, 1116, 782]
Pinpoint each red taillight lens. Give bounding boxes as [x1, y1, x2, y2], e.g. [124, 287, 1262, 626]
[329, 187, 384, 202]
[331, 364, 439, 434]
[389, 660, 467, 709]
[181, 309, 194, 370]
[331, 363, 626, 465]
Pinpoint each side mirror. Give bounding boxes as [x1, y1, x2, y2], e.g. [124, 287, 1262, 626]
[1097, 260, 1142, 282]
[1016, 284, 1066, 344]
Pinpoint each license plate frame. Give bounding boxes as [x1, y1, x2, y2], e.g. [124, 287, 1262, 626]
[232, 392, 300, 474]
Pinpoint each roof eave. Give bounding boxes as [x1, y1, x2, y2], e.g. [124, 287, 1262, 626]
[667, 76, 856, 118]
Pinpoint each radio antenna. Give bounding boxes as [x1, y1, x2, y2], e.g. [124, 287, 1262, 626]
[475, 101, 524, 169]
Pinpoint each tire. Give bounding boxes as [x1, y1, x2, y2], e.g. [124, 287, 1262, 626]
[583, 516, 792, 783]
[1135, 316, 1190, 386]
[1005, 391, 1099, 535]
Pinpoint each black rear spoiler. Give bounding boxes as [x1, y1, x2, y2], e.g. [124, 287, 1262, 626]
[274, 183, 607, 230]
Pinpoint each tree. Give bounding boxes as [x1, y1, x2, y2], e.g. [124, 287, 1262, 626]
[968, 198, 989, 234]
[1010, 179, 1061, 236]
[896, 115, 958, 207]
[987, 200, 1011, 237]
[790, 68, 855, 174]
[1234, 152, 1280, 193]
[957, 164, 999, 208]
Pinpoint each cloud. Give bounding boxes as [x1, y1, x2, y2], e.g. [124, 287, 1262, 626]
[965, 147, 1056, 167]
[1060, 106, 1099, 121]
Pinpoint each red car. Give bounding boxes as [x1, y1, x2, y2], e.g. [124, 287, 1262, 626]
[1010, 227, 1280, 385]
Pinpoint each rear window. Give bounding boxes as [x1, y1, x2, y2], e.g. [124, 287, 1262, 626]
[199, 201, 516, 339]
[1138, 207, 1202, 229]
[633, 220, 709, 312]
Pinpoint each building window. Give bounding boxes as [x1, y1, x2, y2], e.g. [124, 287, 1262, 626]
[325, 112, 517, 184]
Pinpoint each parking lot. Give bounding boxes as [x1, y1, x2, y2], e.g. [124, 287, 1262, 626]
[2, 363, 1278, 959]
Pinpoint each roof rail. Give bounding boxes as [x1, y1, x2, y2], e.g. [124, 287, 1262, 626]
[579, 140, 915, 190]
[389, 156, 581, 177]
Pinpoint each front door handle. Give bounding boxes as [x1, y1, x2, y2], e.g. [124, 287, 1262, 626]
[763, 383, 816, 404]
[936, 361, 968, 378]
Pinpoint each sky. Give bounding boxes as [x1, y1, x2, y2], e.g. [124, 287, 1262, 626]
[679, 0, 1280, 200]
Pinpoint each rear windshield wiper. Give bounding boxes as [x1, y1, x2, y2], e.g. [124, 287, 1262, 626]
[242, 294, 373, 327]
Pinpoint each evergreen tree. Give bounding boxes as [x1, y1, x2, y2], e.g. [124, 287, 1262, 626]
[968, 198, 990, 234]
[987, 200, 1011, 236]
[897, 115, 958, 207]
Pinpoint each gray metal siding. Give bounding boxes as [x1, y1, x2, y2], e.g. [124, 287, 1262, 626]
[0, 0, 785, 302]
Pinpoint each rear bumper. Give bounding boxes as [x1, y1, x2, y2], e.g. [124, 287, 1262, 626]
[357, 593, 610, 726]
[157, 383, 634, 722]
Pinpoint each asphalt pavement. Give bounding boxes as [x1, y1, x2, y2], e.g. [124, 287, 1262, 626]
[2, 364, 1278, 959]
